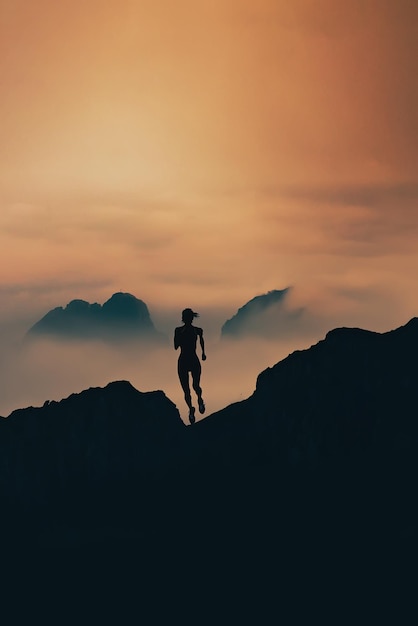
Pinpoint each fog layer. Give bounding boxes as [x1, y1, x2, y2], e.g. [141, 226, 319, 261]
[0, 289, 411, 422]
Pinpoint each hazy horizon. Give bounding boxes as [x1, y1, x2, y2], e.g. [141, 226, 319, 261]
[0, 285, 414, 422]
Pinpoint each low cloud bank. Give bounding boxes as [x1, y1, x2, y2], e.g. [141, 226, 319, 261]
[0, 285, 412, 422]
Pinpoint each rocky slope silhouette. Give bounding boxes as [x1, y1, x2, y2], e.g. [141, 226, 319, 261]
[26, 291, 166, 343]
[201, 317, 418, 467]
[3, 318, 417, 620]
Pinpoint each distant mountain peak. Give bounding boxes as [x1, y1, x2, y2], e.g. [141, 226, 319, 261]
[221, 287, 299, 338]
[26, 292, 166, 344]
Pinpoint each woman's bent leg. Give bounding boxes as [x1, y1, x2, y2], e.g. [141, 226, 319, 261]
[191, 360, 205, 414]
[178, 364, 192, 409]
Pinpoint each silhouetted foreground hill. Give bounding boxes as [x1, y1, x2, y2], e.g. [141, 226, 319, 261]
[2, 319, 418, 620]
[199, 317, 418, 469]
[26, 291, 166, 343]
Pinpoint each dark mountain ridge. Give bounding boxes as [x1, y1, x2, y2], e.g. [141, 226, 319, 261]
[193, 317, 418, 480]
[2, 318, 418, 619]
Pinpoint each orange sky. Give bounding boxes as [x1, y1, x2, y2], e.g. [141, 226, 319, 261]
[1, 0, 418, 327]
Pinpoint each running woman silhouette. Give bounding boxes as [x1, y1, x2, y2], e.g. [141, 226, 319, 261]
[174, 308, 206, 424]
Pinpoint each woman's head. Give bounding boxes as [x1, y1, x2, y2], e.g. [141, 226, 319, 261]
[182, 308, 199, 324]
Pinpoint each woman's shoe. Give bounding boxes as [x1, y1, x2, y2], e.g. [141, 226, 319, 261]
[189, 407, 196, 424]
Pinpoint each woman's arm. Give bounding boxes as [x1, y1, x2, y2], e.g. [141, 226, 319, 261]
[199, 329, 206, 360]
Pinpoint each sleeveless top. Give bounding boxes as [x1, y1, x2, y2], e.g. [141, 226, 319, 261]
[175, 325, 201, 357]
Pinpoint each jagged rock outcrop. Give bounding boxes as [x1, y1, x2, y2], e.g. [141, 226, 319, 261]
[26, 292, 166, 343]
